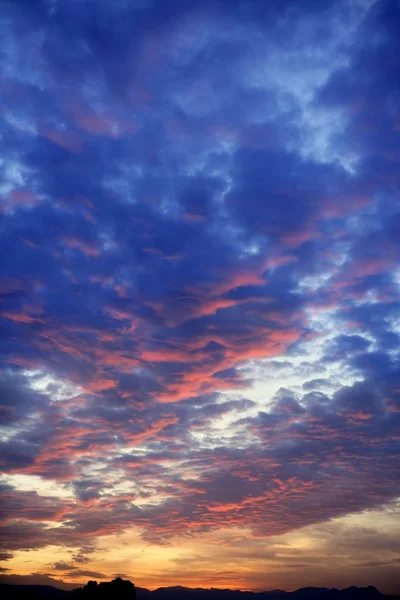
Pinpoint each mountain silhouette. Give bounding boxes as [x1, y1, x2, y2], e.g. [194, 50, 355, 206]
[1, 580, 399, 600]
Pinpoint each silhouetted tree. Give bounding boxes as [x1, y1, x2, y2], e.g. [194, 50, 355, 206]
[72, 577, 136, 600]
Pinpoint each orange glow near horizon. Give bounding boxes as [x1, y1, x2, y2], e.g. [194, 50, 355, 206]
[4, 508, 400, 594]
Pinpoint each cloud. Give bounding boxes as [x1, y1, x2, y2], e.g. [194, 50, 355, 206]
[52, 562, 75, 571]
[0, 552, 13, 561]
[64, 570, 108, 579]
[0, 0, 399, 591]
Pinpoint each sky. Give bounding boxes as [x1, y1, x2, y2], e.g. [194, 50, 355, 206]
[0, 0, 399, 594]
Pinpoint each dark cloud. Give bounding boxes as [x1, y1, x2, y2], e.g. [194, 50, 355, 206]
[52, 562, 75, 571]
[324, 335, 371, 360]
[302, 378, 334, 391]
[65, 570, 107, 579]
[0, 552, 13, 561]
[72, 479, 104, 502]
[0, 482, 67, 523]
[0, 370, 51, 425]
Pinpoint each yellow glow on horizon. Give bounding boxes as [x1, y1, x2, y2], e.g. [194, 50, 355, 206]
[4, 503, 400, 593]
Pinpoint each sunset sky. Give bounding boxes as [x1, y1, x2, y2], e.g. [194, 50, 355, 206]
[0, 0, 400, 594]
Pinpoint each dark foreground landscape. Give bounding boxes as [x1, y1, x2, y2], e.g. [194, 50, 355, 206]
[1, 579, 399, 600]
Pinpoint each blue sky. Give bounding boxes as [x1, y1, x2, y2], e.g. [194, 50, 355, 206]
[0, 0, 399, 593]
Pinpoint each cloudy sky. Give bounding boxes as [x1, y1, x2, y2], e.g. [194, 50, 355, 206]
[0, 0, 399, 594]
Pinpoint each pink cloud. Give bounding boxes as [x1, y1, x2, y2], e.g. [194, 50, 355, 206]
[320, 193, 373, 219]
[0, 311, 44, 324]
[41, 128, 84, 153]
[84, 378, 119, 393]
[1, 190, 41, 214]
[264, 255, 298, 269]
[126, 416, 180, 446]
[63, 99, 138, 138]
[280, 227, 319, 248]
[63, 237, 101, 257]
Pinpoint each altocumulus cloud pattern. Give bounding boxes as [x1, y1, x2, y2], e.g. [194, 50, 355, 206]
[0, 0, 400, 593]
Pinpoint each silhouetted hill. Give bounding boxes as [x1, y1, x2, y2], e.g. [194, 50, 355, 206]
[0, 583, 70, 600]
[1, 581, 399, 600]
[146, 586, 397, 600]
[290, 587, 384, 600]
[136, 588, 153, 597]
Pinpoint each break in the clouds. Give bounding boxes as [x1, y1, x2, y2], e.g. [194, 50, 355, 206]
[0, 0, 399, 594]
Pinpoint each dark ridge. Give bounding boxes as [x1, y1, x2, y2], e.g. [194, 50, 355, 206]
[1, 581, 399, 600]
[0, 583, 70, 599]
